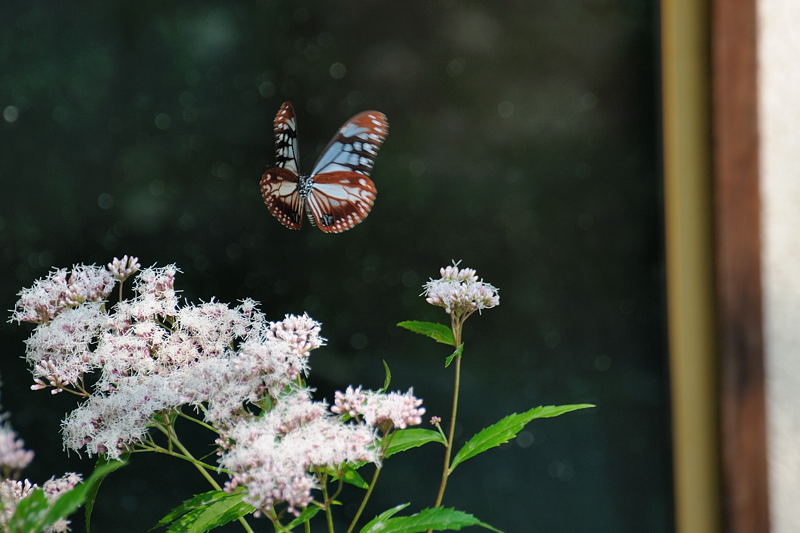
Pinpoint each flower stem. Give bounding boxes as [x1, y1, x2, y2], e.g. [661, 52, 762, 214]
[432, 316, 464, 510]
[346, 430, 394, 533]
[345, 465, 382, 533]
[320, 474, 336, 533]
[176, 410, 220, 434]
[164, 424, 255, 533]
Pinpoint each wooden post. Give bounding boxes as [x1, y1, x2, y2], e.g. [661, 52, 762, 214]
[711, 0, 770, 531]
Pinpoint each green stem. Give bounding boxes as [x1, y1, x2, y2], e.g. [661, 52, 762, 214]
[345, 465, 382, 533]
[164, 425, 255, 533]
[266, 510, 289, 533]
[432, 316, 464, 509]
[346, 432, 395, 533]
[320, 475, 336, 533]
[140, 442, 233, 475]
[176, 410, 220, 434]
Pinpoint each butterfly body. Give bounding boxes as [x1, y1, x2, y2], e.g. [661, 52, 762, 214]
[260, 101, 388, 233]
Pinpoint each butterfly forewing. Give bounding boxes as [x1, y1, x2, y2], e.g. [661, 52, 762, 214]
[306, 171, 377, 233]
[310, 111, 389, 177]
[273, 101, 300, 174]
[260, 167, 304, 230]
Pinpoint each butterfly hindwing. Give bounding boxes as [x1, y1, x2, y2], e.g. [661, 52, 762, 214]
[306, 171, 377, 233]
[310, 111, 388, 177]
[260, 167, 304, 230]
[273, 101, 300, 174]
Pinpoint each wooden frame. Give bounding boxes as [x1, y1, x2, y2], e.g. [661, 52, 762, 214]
[661, 1, 720, 531]
[711, 0, 769, 531]
[662, 0, 769, 532]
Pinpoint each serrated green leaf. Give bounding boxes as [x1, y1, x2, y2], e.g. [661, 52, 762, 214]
[151, 490, 232, 530]
[359, 507, 502, 533]
[397, 321, 455, 346]
[85, 454, 128, 532]
[286, 505, 322, 529]
[444, 344, 463, 368]
[359, 503, 411, 532]
[380, 360, 392, 392]
[8, 488, 49, 532]
[384, 429, 446, 459]
[44, 457, 127, 531]
[450, 404, 595, 472]
[179, 492, 253, 533]
[9, 459, 127, 533]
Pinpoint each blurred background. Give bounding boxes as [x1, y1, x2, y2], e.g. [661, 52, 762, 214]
[0, 1, 669, 531]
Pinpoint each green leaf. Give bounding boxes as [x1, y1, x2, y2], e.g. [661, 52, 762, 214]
[359, 503, 411, 532]
[380, 359, 392, 392]
[45, 457, 127, 530]
[85, 454, 128, 532]
[384, 429, 446, 459]
[444, 344, 463, 368]
[175, 492, 254, 533]
[286, 505, 322, 530]
[8, 456, 128, 533]
[336, 463, 369, 489]
[8, 488, 49, 532]
[397, 321, 455, 346]
[450, 404, 595, 472]
[151, 490, 236, 530]
[359, 507, 502, 533]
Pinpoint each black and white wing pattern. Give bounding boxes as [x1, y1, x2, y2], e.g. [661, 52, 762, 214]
[259, 102, 303, 229]
[273, 101, 300, 174]
[305, 111, 388, 233]
[309, 110, 388, 177]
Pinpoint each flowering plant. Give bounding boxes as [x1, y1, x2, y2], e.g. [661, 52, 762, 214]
[3, 257, 592, 532]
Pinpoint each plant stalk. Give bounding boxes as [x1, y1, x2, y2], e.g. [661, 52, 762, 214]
[432, 316, 464, 509]
[166, 425, 255, 533]
[345, 465, 383, 533]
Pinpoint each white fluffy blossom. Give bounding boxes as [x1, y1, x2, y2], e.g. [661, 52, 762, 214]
[268, 314, 325, 356]
[0, 425, 34, 475]
[107, 255, 140, 281]
[422, 261, 499, 318]
[11, 259, 330, 461]
[219, 390, 378, 515]
[332, 387, 426, 430]
[10, 265, 114, 324]
[61, 375, 183, 459]
[24, 303, 106, 393]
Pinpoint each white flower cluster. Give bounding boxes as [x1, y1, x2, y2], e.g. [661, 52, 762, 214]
[422, 261, 500, 318]
[10, 264, 118, 324]
[0, 473, 82, 532]
[107, 255, 141, 281]
[12, 258, 426, 515]
[332, 387, 426, 430]
[219, 390, 378, 515]
[13, 259, 325, 459]
[0, 424, 34, 474]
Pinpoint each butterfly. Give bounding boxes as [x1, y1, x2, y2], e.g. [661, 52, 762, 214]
[259, 101, 389, 233]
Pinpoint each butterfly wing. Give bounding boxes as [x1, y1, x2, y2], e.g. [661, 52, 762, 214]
[273, 101, 300, 174]
[305, 110, 387, 233]
[260, 167, 304, 230]
[260, 102, 304, 229]
[310, 110, 388, 177]
[305, 171, 377, 233]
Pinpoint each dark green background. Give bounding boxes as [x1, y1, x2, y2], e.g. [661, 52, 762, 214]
[0, 1, 670, 531]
